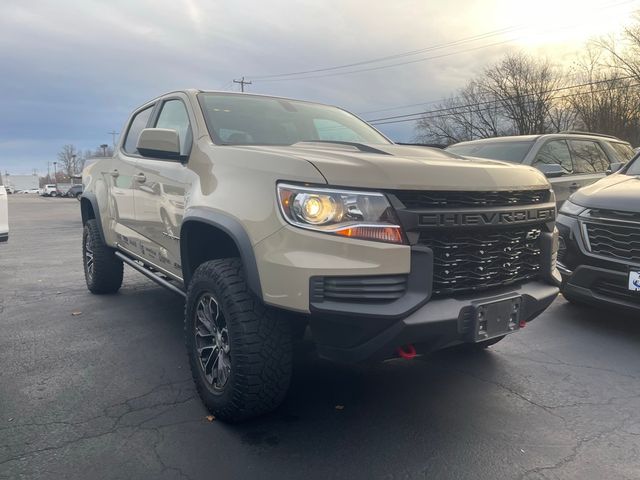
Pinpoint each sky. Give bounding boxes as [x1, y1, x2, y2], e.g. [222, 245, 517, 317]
[1, 0, 638, 175]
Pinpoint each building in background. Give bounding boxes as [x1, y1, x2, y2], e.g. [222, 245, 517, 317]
[3, 174, 39, 191]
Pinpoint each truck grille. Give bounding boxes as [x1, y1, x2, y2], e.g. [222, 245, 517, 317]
[392, 189, 549, 209]
[310, 275, 408, 303]
[585, 222, 640, 263]
[419, 226, 543, 297]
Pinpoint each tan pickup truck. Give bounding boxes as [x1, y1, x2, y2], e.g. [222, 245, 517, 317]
[80, 90, 560, 421]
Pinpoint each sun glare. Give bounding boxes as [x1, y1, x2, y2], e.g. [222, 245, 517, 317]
[493, 0, 639, 49]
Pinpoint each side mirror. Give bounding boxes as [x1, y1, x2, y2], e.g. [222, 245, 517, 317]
[537, 163, 565, 178]
[606, 162, 624, 175]
[137, 128, 181, 160]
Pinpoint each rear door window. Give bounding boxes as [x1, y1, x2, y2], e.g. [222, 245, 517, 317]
[568, 140, 610, 174]
[533, 140, 573, 172]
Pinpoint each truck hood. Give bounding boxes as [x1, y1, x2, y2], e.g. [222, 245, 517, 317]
[571, 173, 640, 211]
[235, 142, 549, 191]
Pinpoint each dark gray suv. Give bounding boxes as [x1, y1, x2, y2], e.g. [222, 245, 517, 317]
[446, 132, 635, 205]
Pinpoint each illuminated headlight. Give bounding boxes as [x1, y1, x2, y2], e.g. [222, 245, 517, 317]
[559, 200, 586, 216]
[277, 183, 406, 244]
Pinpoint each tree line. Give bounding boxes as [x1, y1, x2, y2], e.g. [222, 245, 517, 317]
[415, 18, 640, 146]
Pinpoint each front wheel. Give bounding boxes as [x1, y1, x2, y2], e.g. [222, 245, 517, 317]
[185, 258, 292, 422]
[83, 219, 123, 294]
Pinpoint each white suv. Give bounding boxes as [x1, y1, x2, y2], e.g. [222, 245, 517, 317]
[40, 184, 60, 197]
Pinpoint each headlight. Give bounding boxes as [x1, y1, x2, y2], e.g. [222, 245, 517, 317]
[559, 200, 586, 216]
[277, 183, 406, 244]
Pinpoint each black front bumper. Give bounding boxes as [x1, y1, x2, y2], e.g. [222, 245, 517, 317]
[311, 280, 558, 362]
[557, 213, 640, 312]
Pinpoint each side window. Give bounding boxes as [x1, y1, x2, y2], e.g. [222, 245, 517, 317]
[313, 119, 362, 142]
[533, 140, 572, 172]
[123, 106, 154, 154]
[569, 140, 610, 174]
[609, 142, 635, 162]
[155, 100, 192, 155]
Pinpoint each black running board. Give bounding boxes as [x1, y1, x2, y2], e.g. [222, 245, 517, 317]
[115, 251, 186, 298]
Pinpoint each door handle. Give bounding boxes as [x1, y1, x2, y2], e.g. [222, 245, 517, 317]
[569, 182, 580, 191]
[110, 169, 119, 178]
[134, 173, 146, 183]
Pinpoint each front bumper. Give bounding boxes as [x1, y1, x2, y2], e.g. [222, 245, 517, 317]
[311, 280, 558, 362]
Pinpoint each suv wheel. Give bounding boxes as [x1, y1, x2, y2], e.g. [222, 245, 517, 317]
[185, 258, 292, 422]
[83, 219, 123, 294]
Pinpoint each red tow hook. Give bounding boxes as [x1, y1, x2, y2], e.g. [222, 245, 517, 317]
[519, 320, 527, 328]
[397, 344, 417, 359]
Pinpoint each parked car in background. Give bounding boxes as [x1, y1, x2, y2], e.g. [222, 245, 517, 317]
[40, 184, 61, 197]
[446, 132, 635, 205]
[556, 152, 640, 312]
[0, 184, 8, 242]
[4, 186, 15, 194]
[20, 188, 40, 194]
[66, 184, 83, 199]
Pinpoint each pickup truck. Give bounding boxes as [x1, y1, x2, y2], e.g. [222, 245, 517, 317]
[80, 90, 560, 421]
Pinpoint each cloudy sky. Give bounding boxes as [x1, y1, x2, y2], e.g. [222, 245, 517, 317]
[1, 0, 638, 174]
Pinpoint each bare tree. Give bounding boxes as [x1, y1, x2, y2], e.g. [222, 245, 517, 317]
[416, 53, 570, 144]
[480, 53, 563, 135]
[569, 46, 640, 145]
[57, 144, 81, 177]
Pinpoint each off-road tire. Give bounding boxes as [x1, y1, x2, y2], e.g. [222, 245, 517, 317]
[83, 219, 123, 294]
[185, 258, 292, 422]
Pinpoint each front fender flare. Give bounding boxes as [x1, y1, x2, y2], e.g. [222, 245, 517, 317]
[180, 208, 262, 299]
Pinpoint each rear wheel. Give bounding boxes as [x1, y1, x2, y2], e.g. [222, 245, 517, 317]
[185, 258, 292, 422]
[83, 219, 123, 294]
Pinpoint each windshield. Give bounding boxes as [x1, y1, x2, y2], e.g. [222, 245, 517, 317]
[197, 93, 390, 146]
[446, 140, 535, 163]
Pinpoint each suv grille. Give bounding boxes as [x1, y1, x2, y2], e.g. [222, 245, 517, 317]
[392, 189, 549, 209]
[419, 226, 543, 297]
[585, 222, 640, 263]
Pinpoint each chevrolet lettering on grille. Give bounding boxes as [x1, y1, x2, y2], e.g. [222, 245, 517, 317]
[419, 206, 556, 227]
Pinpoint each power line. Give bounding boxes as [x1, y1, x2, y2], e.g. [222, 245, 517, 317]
[369, 76, 640, 126]
[255, 37, 525, 83]
[366, 75, 637, 123]
[250, 26, 525, 80]
[248, 0, 637, 83]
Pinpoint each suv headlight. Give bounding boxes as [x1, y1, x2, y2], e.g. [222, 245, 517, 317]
[559, 200, 586, 216]
[277, 183, 406, 244]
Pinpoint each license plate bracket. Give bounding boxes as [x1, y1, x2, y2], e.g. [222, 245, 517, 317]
[474, 297, 522, 342]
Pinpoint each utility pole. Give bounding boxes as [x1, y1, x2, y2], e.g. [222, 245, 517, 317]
[108, 131, 119, 149]
[100, 144, 109, 156]
[53, 162, 58, 191]
[233, 77, 252, 92]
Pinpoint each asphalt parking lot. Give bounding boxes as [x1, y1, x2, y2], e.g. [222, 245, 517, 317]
[1, 195, 639, 480]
